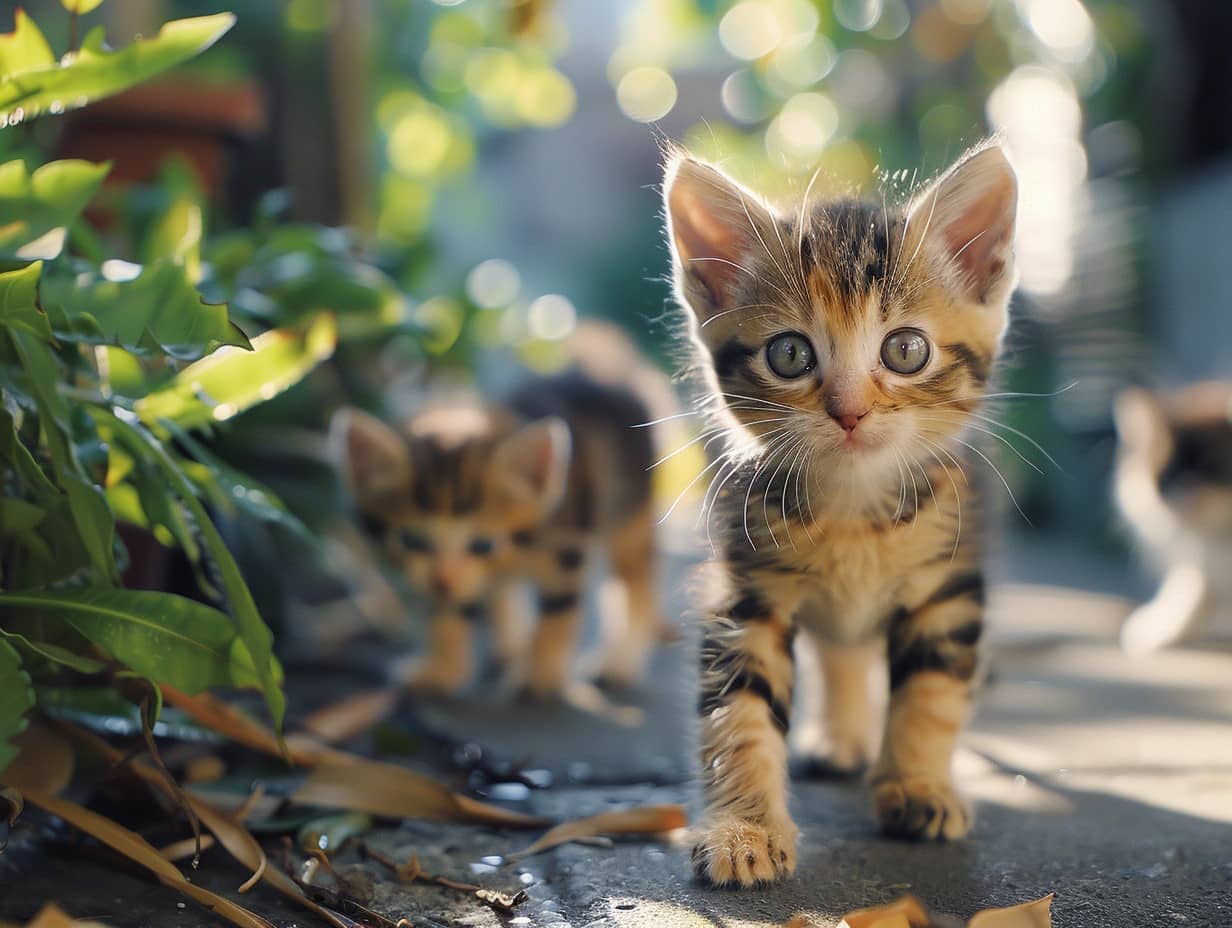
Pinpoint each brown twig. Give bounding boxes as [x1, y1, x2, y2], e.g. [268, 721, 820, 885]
[139, 688, 204, 867]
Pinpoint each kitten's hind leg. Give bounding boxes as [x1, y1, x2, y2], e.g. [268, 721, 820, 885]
[793, 634, 877, 780]
[1121, 561, 1210, 654]
[872, 570, 983, 842]
[595, 504, 666, 688]
[692, 589, 799, 887]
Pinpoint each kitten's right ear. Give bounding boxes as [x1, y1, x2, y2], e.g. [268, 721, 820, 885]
[663, 154, 775, 323]
[330, 408, 411, 502]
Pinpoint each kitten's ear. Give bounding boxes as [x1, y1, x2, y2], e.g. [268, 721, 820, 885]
[663, 154, 777, 322]
[489, 417, 571, 516]
[330, 408, 411, 503]
[906, 145, 1017, 305]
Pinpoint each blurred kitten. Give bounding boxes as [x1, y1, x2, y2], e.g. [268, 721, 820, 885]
[1114, 382, 1232, 653]
[332, 328, 670, 697]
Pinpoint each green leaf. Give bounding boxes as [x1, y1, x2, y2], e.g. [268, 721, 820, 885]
[8, 330, 117, 582]
[42, 261, 251, 361]
[0, 639, 35, 774]
[0, 160, 111, 261]
[0, 407, 57, 498]
[102, 412, 285, 733]
[135, 314, 337, 428]
[0, 262, 51, 340]
[62, 0, 107, 14]
[0, 496, 46, 535]
[0, 14, 236, 124]
[0, 590, 261, 694]
[166, 424, 312, 543]
[0, 10, 55, 80]
[145, 189, 203, 282]
[0, 628, 108, 674]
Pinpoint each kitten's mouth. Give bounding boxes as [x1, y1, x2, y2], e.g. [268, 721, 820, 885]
[839, 429, 875, 451]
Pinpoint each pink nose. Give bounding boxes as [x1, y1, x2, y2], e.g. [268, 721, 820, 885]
[834, 412, 865, 433]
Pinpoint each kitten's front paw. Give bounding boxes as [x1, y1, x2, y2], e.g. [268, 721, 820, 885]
[873, 778, 970, 841]
[690, 816, 798, 887]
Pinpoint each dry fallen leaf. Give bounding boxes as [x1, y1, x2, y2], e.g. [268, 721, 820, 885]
[506, 803, 688, 861]
[292, 759, 551, 828]
[184, 754, 227, 784]
[64, 723, 353, 928]
[161, 686, 344, 766]
[299, 688, 400, 744]
[21, 789, 275, 928]
[829, 894, 1054, 928]
[1, 726, 75, 795]
[163, 687, 550, 829]
[839, 896, 931, 928]
[14, 904, 109, 927]
[968, 895, 1053, 928]
[159, 833, 217, 861]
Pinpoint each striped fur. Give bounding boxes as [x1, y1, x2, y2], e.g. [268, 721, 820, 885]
[664, 145, 1018, 885]
[333, 367, 666, 697]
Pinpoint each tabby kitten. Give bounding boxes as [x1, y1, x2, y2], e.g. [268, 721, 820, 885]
[332, 366, 664, 697]
[1114, 382, 1232, 653]
[663, 144, 1018, 885]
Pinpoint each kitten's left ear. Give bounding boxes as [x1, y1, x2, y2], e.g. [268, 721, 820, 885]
[906, 145, 1017, 305]
[663, 154, 778, 324]
[489, 417, 572, 517]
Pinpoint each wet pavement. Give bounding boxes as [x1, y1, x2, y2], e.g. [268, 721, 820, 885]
[3, 539, 1231, 927]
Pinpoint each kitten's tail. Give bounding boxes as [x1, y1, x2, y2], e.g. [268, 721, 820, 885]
[565, 319, 683, 444]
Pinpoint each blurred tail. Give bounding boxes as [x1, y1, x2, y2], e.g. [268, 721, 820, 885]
[565, 320, 682, 443]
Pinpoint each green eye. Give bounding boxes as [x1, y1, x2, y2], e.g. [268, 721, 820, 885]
[766, 332, 815, 379]
[880, 329, 931, 375]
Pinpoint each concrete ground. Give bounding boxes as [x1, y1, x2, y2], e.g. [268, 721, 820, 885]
[3, 539, 1231, 927]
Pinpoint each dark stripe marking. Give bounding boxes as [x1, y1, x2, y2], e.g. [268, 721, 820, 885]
[888, 635, 978, 690]
[948, 619, 984, 647]
[539, 591, 580, 614]
[920, 571, 985, 611]
[944, 342, 992, 384]
[699, 669, 790, 734]
[713, 339, 758, 380]
[727, 592, 771, 621]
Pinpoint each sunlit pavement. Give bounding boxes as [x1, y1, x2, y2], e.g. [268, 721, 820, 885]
[4, 540, 1230, 927]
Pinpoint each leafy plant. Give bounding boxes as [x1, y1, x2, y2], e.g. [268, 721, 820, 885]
[0, 4, 330, 771]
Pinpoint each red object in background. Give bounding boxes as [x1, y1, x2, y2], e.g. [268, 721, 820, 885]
[54, 78, 266, 201]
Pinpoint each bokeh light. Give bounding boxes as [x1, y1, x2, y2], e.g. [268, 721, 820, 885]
[834, 0, 883, 33]
[466, 260, 521, 309]
[617, 67, 679, 123]
[527, 294, 578, 342]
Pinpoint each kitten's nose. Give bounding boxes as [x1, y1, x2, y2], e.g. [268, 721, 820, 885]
[835, 412, 864, 432]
